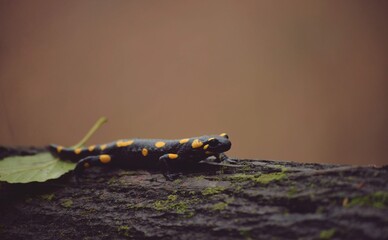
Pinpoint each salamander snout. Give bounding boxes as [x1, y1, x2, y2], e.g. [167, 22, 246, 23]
[206, 134, 232, 153]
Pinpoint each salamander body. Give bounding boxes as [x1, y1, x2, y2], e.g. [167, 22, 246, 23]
[49, 133, 231, 180]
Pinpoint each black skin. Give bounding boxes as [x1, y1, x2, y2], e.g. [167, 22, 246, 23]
[49, 134, 232, 181]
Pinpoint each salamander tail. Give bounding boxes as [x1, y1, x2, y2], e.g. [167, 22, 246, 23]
[48, 144, 100, 162]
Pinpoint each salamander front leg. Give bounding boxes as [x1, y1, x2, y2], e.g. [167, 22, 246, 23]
[74, 154, 113, 182]
[158, 153, 181, 181]
[216, 153, 237, 164]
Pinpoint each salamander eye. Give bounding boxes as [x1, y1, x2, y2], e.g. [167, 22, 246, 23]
[208, 138, 219, 147]
[220, 133, 229, 139]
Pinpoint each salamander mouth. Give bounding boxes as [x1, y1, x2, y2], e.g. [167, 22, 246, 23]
[214, 141, 231, 153]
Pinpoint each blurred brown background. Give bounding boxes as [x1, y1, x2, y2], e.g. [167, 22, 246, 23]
[0, 1, 387, 165]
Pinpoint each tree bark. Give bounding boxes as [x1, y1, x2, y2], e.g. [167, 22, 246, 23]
[0, 148, 387, 240]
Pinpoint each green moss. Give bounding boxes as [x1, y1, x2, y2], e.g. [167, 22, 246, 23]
[239, 229, 252, 240]
[194, 175, 205, 180]
[153, 194, 197, 216]
[273, 164, 288, 172]
[80, 208, 97, 216]
[201, 186, 225, 196]
[211, 197, 234, 211]
[316, 206, 325, 214]
[234, 185, 243, 192]
[347, 191, 388, 208]
[61, 199, 73, 208]
[226, 197, 235, 204]
[173, 179, 182, 184]
[185, 211, 195, 218]
[174, 202, 190, 214]
[117, 225, 130, 237]
[154, 200, 169, 211]
[167, 194, 178, 201]
[108, 177, 117, 185]
[40, 193, 55, 201]
[228, 172, 287, 185]
[117, 225, 130, 231]
[319, 228, 336, 239]
[241, 164, 252, 172]
[255, 172, 286, 184]
[287, 186, 297, 197]
[212, 176, 223, 181]
[228, 173, 257, 182]
[127, 202, 146, 209]
[211, 202, 228, 211]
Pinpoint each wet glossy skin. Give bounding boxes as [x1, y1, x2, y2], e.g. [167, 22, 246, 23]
[49, 133, 232, 180]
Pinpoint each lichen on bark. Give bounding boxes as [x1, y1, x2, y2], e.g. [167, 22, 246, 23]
[0, 148, 387, 240]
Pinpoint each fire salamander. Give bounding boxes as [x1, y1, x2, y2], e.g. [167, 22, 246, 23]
[49, 133, 232, 180]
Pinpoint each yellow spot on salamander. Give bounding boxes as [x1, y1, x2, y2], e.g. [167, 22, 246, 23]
[88, 145, 96, 152]
[99, 154, 111, 164]
[220, 133, 229, 139]
[84, 162, 90, 168]
[142, 148, 148, 156]
[116, 140, 134, 147]
[191, 139, 203, 148]
[203, 144, 209, 150]
[205, 151, 214, 155]
[179, 138, 189, 144]
[56, 146, 63, 153]
[100, 144, 107, 151]
[75, 148, 82, 154]
[155, 141, 166, 148]
[168, 154, 178, 159]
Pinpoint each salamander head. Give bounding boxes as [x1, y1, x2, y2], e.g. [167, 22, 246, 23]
[202, 133, 231, 153]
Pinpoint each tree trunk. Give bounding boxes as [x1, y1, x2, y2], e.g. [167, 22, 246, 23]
[1, 148, 387, 240]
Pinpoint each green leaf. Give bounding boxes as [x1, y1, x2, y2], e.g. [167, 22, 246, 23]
[0, 153, 75, 183]
[71, 117, 108, 148]
[0, 117, 108, 183]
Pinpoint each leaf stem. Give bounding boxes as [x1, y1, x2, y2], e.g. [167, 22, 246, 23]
[71, 117, 108, 148]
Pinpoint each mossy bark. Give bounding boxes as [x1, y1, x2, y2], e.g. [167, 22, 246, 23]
[0, 148, 387, 240]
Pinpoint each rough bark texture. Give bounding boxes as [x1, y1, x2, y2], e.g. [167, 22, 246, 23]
[0, 147, 387, 240]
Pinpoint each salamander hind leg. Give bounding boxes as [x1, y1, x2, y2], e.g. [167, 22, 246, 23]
[158, 153, 182, 181]
[74, 154, 113, 182]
